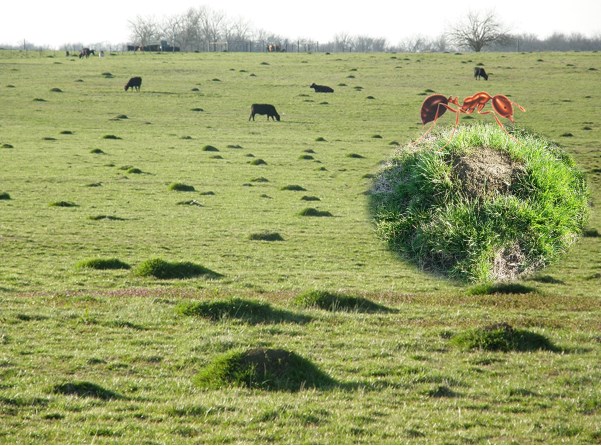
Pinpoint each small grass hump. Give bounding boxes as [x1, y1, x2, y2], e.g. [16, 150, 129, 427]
[52, 381, 122, 400]
[75, 258, 131, 270]
[134, 258, 221, 280]
[248, 231, 284, 241]
[194, 347, 335, 391]
[450, 322, 557, 352]
[294, 289, 391, 313]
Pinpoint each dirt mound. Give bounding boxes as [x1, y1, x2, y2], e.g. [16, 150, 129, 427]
[451, 148, 526, 200]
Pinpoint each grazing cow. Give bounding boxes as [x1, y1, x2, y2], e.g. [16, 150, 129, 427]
[249, 104, 280, 121]
[79, 48, 95, 59]
[124, 76, 142, 92]
[474, 67, 488, 80]
[310, 83, 334, 93]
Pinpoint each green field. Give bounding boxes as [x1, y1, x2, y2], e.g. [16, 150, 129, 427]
[1, 50, 600, 443]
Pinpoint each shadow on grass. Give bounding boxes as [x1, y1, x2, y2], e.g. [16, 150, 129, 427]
[52, 381, 124, 400]
[293, 290, 395, 314]
[176, 297, 312, 324]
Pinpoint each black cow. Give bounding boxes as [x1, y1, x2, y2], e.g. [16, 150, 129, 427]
[310, 83, 334, 93]
[249, 104, 280, 121]
[79, 48, 95, 59]
[474, 67, 488, 80]
[124, 76, 142, 92]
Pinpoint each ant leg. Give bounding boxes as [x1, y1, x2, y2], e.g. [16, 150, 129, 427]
[512, 101, 526, 113]
[480, 110, 520, 142]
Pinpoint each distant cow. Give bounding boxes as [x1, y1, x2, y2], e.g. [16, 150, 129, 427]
[79, 48, 95, 59]
[474, 67, 488, 80]
[249, 104, 280, 121]
[124, 76, 142, 92]
[310, 83, 334, 93]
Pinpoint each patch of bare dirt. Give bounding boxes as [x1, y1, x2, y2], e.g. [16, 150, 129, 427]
[451, 148, 526, 200]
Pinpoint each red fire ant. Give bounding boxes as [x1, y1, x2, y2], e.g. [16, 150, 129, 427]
[418, 92, 526, 143]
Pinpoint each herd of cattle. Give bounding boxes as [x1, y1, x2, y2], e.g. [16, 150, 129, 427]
[120, 66, 487, 122]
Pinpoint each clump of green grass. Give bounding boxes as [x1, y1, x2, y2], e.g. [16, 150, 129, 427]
[293, 289, 391, 313]
[176, 297, 304, 325]
[103, 134, 121, 140]
[281, 184, 306, 191]
[49, 201, 77, 207]
[75, 258, 131, 270]
[133, 258, 220, 279]
[88, 215, 126, 221]
[2, 143, 14, 148]
[194, 347, 335, 391]
[168, 182, 195, 192]
[298, 207, 332, 217]
[450, 323, 557, 352]
[177, 297, 271, 320]
[52, 381, 122, 400]
[301, 195, 320, 201]
[0, 192, 11, 200]
[467, 282, 537, 295]
[89, 148, 104, 154]
[370, 124, 589, 283]
[202, 145, 219, 152]
[249, 158, 267, 165]
[50, 88, 63, 93]
[248, 231, 284, 241]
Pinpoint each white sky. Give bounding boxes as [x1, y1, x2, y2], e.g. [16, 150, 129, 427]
[1, 0, 600, 48]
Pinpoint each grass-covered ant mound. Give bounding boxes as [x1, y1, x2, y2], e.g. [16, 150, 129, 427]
[134, 258, 221, 280]
[370, 124, 589, 283]
[75, 258, 131, 270]
[450, 322, 557, 352]
[176, 297, 311, 324]
[52, 381, 123, 400]
[293, 289, 392, 313]
[194, 348, 335, 391]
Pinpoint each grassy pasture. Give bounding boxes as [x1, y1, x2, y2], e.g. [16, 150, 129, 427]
[0, 50, 600, 443]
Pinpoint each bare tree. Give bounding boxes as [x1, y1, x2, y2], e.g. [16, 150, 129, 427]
[353, 36, 387, 52]
[179, 8, 202, 51]
[200, 7, 226, 49]
[447, 10, 510, 52]
[128, 15, 160, 49]
[334, 32, 353, 52]
[161, 14, 184, 50]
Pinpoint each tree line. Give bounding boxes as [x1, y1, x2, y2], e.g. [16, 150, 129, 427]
[5, 8, 600, 53]
[126, 8, 601, 53]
